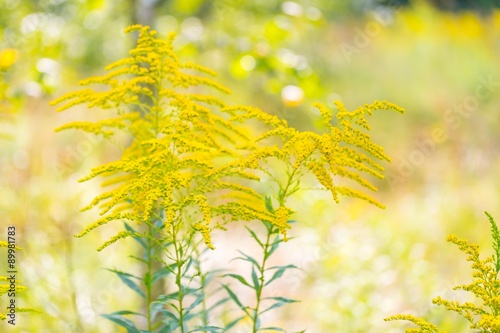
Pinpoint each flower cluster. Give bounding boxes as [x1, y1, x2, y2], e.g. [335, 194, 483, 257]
[52, 24, 403, 251]
[0, 242, 37, 320]
[386, 212, 500, 332]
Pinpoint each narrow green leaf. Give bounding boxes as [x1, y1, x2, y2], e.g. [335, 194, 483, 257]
[263, 296, 298, 302]
[158, 321, 180, 332]
[150, 301, 179, 322]
[108, 269, 145, 298]
[154, 218, 165, 229]
[128, 255, 148, 264]
[251, 266, 260, 290]
[264, 195, 274, 213]
[221, 284, 248, 314]
[255, 315, 261, 330]
[260, 297, 298, 315]
[158, 291, 180, 302]
[189, 326, 224, 332]
[265, 235, 282, 260]
[181, 286, 201, 296]
[184, 293, 205, 316]
[223, 273, 252, 288]
[124, 222, 147, 249]
[245, 226, 264, 248]
[158, 325, 171, 333]
[159, 309, 180, 321]
[232, 250, 261, 269]
[265, 265, 297, 286]
[111, 310, 144, 317]
[183, 257, 194, 276]
[152, 264, 177, 284]
[258, 327, 285, 332]
[224, 315, 245, 330]
[101, 313, 141, 333]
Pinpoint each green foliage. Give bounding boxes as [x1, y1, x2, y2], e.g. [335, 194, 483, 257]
[222, 216, 299, 332]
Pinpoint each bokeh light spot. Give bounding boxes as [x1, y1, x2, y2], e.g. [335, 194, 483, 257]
[281, 85, 304, 106]
[240, 55, 256, 71]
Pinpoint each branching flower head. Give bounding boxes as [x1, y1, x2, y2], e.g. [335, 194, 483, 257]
[52, 24, 404, 251]
[52, 25, 289, 250]
[387, 212, 500, 332]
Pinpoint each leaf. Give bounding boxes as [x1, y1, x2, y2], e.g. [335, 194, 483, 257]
[101, 313, 142, 333]
[183, 256, 194, 276]
[260, 297, 298, 315]
[184, 293, 205, 316]
[221, 284, 248, 314]
[486, 211, 500, 273]
[223, 273, 252, 288]
[224, 315, 245, 330]
[158, 291, 180, 302]
[154, 218, 165, 229]
[124, 222, 147, 249]
[158, 321, 180, 332]
[128, 255, 148, 264]
[265, 235, 282, 260]
[158, 325, 172, 333]
[245, 226, 264, 248]
[258, 327, 285, 332]
[158, 308, 179, 322]
[255, 315, 261, 330]
[231, 250, 261, 269]
[188, 326, 224, 332]
[181, 286, 201, 296]
[251, 266, 260, 290]
[108, 269, 145, 298]
[150, 301, 178, 322]
[264, 265, 297, 286]
[111, 310, 144, 317]
[152, 264, 177, 284]
[264, 195, 274, 213]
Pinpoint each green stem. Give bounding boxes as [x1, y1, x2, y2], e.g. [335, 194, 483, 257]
[252, 223, 273, 333]
[195, 246, 210, 329]
[146, 222, 153, 331]
[251, 166, 297, 332]
[172, 223, 186, 333]
[63, 226, 86, 333]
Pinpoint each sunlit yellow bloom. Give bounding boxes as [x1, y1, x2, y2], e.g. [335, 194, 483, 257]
[53, 24, 403, 250]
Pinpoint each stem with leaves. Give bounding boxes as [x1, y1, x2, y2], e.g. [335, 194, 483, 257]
[223, 167, 302, 332]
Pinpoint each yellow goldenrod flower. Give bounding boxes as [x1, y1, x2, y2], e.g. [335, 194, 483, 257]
[53, 24, 403, 250]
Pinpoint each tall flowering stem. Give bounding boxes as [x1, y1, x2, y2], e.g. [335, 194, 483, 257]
[52, 24, 404, 332]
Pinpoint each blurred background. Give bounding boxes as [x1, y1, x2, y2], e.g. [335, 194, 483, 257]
[1, 0, 500, 332]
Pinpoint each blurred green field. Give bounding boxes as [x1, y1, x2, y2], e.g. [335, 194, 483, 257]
[1, 1, 500, 332]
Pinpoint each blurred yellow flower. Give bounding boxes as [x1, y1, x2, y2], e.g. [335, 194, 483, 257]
[0, 49, 18, 70]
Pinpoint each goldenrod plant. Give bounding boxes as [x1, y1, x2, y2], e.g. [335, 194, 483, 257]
[386, 212, 500, 332]
[52, 24, 403, 332]
[0, 242, 38, 321]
